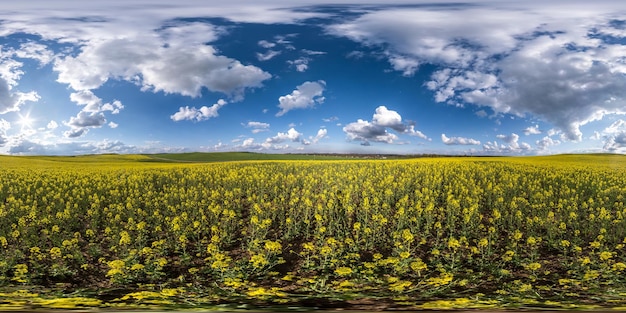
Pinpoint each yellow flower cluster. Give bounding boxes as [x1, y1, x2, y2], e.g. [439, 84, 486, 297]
[0, 154, 625, 303]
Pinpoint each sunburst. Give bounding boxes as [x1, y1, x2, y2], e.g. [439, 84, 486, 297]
[17, 112, 34, 129]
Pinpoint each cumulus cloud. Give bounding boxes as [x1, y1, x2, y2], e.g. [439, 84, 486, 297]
[441, 133, 480, 145]
[70, 90, 102, 112]
[62, 110, 107, 138]
[54, 33, 271, 100]
[101, 100, 124, 114]
[265, 127, 302, 144]
[311, 128, 328, 144]
[372, 105, 405, 132]
[276, 80, 326, 116]
[344, 119, 398, 144]
[483, 133, 531, 153]
[328, 3, 626, 141]
[524, 125, 541, 135]
[67, 111, 106, 128]
[536, 136, 561, 151]
[241, 138, 257, 148]
[344, 106, 429, 145]
[64, 127, 88, 138]
[170, 99, 227, 122]
[47, 120, 58, 129]
[66, 89, 123, 135]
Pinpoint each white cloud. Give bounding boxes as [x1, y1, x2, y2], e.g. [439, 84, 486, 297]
[288, 57, 310, 72]
[66, 111, 106, 130]
[265, 127, 302, 144]
[323, 116, 338, 122]
[604, 133, 626, 152]
[242, 138, 257, 148]
[388, 54, 419, 77]
[101, 100, 124, 114]
[406, 125, 430, 141]
[496, 133, 520, 147]
[601, 119, 626, 152]
[524, 124, 542, 135]
[536, 136, 561, 151]
[54, 35, 271, 100]
[258, 40, 276, 49]
[344, 105, 429, 145]
[441, 133, 480, 145]
[302, 49, 326, 55]
[170, 99, 228, 122]
[14, 42, 54, 65]
[484, 133, 532, 153]
[604, 119, 626, 135]
[372, 105, 405, 132]
[0, 118, 9, 146]
[590, 131, 601, 140]
[257, 50, 281, 61]
[475, 110, 488, 118]
[108, 121, 118, 128]
[70, 90, 102, 112]
[0, 119, 10, 132]
[245, 121, 270, 133]
[246, 121, 270, 128]
[276, 80, 326, 116]
[0, 77, 40, 114]
[312, 128, 328, 143]
[47, 120, 58, 129]
[344, 119, 398, 145]
[64, 127, 88, 138]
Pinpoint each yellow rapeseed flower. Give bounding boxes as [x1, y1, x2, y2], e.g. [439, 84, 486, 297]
[599, 251, 612, 261]
[335, 267, 353, 276]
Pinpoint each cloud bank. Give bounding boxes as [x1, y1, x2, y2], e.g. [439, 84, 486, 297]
[328, 2, 626, 141]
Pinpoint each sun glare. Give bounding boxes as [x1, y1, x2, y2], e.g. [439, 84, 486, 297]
[17, 113, 34, 129]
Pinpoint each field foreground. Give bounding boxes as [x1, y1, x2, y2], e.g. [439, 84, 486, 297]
[0, 154, 625, 310]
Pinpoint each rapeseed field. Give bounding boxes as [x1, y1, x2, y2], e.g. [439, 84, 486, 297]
[0, 154, 625, 310]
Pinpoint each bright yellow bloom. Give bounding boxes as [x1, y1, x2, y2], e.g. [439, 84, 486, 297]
[49, 247, 62, 259]
[525, 262, 541, 271]
[334, 267, 353, 276]
[447, 237, 460, 250]
[599, 251, 612, 261]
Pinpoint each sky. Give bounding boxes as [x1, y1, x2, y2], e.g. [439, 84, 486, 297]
[1, 0, 626, 155]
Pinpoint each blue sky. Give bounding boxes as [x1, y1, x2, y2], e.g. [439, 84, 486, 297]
[1, 0, 626, 155]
